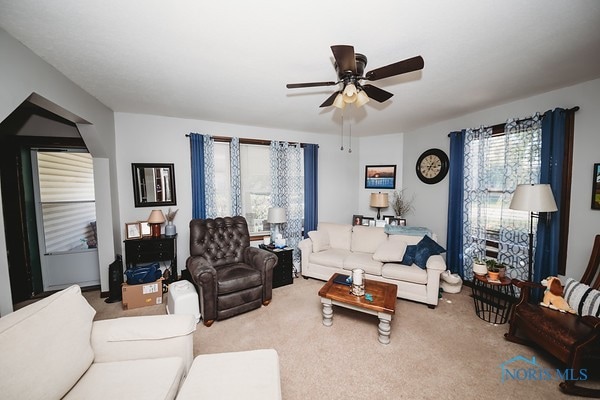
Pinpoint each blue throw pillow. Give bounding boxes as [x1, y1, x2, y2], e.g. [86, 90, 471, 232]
[401, 245, 416, 265]
[413, 235, 446, 269]
[414, 247, 433, 269]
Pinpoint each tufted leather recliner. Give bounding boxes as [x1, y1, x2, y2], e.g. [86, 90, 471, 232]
[186, 216, 278, 327]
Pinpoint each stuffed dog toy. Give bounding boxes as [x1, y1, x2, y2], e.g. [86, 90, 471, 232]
[540, 276, 576, 314]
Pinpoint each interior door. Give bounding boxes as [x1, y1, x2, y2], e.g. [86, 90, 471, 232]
[31, 150, 100, 291]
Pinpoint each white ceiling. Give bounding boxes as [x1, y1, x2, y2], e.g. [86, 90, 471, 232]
[1, 0, 600, 137]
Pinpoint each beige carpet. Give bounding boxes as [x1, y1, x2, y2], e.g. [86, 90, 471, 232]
[84, 277, 599, 400]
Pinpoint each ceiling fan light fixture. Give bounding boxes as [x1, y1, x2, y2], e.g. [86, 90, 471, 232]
[355, 90, 370, 107]
[342, 83, 357, 103]
[333, 93, 346, 109]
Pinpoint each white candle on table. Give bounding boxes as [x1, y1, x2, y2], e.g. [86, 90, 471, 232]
[353, 269, 363, 285]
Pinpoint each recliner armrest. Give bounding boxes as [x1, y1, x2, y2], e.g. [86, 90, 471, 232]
[243, 246, 278, 272]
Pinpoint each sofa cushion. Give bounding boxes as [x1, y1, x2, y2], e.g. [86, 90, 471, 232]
[310, 248, 351, 269]
[351, 225, 387, 253]
[373, 239, 407, 262]
[343, 252, 383, 276]
[382, 263, 428, 284]
[318, 222, 352, 250]
[63, 357, 185, 400]
[413, 235, 446, 269]
[0, 285, 95, 400]
[308, 230, 330, 252]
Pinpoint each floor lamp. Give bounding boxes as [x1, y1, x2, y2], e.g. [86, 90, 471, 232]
[509, 184, 558, 282]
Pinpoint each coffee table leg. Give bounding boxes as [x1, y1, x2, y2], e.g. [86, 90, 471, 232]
[321, 298, 333, 327]
[377, 313, 392, 345]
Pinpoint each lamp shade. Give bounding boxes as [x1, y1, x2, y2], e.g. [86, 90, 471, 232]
[147, 209, 166, 224]
[355, 90, 370, 108]
[509, 184, 558, 212]
[333, 93, 346, 109]
[267, 207, 287, 223]
[342, 83, 358, 103]
[370, 193, 389, 208]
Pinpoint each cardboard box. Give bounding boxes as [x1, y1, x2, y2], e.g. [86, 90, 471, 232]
[122, 278, 164, 310]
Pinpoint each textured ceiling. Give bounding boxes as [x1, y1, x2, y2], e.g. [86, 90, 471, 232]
[1, 0, 600, 137]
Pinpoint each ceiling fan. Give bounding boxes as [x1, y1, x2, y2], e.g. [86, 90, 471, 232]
[286, 45, 424, 108]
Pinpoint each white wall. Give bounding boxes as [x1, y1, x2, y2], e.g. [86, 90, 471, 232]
[0, 29, 118, 314]
[114, 112, 359, 272]
[356, 133, 404, 218]
[401, 78, 600, 280]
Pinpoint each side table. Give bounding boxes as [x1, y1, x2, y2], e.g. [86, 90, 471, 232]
[259, 245, 294, 288]
[124, 234, 177, 283]
[471, 274, 516, 324]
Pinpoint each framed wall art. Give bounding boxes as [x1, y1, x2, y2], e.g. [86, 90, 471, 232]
[365, 165, 396, 189]
[592, 163, 600, 210]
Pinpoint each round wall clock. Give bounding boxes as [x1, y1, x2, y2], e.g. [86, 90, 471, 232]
[416, 148, 449, 184]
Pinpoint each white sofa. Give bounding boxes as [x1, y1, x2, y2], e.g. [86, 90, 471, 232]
[0, 285, 196, 400]
[299, 222, 447, 308]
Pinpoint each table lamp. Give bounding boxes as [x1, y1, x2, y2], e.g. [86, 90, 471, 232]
[509, 184, 558, 282]
[370, 192, 389, 220]
[267, 207, 287, 244]
[147, 209, 166, 238]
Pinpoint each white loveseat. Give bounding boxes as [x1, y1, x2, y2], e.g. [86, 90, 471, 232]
[0, 285, 196, 400]
[298, 222, 447, 308]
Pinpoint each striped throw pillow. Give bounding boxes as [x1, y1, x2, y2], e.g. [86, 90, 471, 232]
[563, 278, 600, 317]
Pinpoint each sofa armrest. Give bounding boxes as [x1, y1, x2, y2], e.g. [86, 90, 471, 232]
[298, 238, 313, 276]
[426, 254, 447, 271]
[91, 314, 196, 373]
[244, 246, 278, 301]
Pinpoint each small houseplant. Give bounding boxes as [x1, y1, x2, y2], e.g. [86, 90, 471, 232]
[472, 256, 488, 276]
[486, 259, 501, 280]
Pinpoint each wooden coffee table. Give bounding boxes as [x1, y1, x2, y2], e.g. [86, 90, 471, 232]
[318, 273, 397, 344]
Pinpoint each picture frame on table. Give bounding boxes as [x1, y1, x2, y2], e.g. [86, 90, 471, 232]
[362, 216, 374, 227]
[383, 215, 394, 225]
[352, 215, 363, 226]
[125, 222, 142, 239]
[140, 221, 151, 237]
[364, 165, 396, 189]
[392, 218, 407, 226]
[592, 163, 600, 210]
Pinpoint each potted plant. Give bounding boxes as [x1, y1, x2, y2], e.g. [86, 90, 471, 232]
[472, 256, 488, 276]
[391, 188, 414, 218]
[486, 259, 500, 280]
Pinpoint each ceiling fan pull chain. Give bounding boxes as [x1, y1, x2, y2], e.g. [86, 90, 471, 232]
[340, 113, 344, 151]
[348, 123, 352, 153]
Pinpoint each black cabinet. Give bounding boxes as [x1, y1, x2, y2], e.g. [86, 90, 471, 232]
[124, 235, 177, 282]
[260, 245, 294, 288]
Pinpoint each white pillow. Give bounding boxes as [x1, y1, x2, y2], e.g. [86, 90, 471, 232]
[373, 240, 407, 262]
[563, 278, 600, 317]
[308, 230, 331, 253]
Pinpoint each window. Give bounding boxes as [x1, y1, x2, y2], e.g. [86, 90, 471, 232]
[213, 140, 303, 236]
[34, 151, 97, 253]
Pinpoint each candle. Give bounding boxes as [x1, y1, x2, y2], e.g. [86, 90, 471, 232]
[352, 269, 364, 285]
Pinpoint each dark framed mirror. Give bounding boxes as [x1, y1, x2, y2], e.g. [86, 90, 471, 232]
[132, 163, 177, 207]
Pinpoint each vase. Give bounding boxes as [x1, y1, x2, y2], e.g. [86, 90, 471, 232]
[165, 221, 176, 237]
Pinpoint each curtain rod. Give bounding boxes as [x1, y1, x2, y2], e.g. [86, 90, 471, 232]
[447, 106, 580, 137]
[184, 133, 310, 147]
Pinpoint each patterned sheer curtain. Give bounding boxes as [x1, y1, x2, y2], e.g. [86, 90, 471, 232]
[462, 114, 542, 280]
[230, 137, 242, 216]
[270, 141, 303, 264]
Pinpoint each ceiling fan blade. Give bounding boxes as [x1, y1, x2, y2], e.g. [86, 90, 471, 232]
[319, 92, 340, 108]
[286, 81, 337, 89]
[362, 84, 394, 103]
[331, 45, 357, 75]
[365, 56, 424, 81]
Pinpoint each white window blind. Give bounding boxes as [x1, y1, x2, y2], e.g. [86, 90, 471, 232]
[37, 152, 97, 253]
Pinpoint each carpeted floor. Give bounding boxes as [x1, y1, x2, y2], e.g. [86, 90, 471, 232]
[83, 277, 599, 400]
